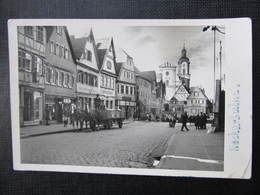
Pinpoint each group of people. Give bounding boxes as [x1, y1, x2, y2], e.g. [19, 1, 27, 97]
[168, 111, 208, 132]
[194, 112, 208, 130]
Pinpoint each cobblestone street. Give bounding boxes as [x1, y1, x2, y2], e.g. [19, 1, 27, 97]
[21, 121, 174, 168]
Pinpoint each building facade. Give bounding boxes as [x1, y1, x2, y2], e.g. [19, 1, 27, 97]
[44, 26, 76, 123]
[185, 87, 209, 116]
[18, 26, 47, 126]
[96, 38, 117, 109]
[70, 30, 100, 111]
[115, 49, 136, 119]
[158, 62, 181, 101]
[135, 73, 152, 119]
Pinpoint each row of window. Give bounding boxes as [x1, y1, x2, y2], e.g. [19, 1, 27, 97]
[77, 71, 98, 87]
[190, 99, 204, 104]
[45, 66, 74, 88]
[117, 84, 135, 95]
[100, 75, 115, 89]
[18, 51, 43, 74]
[123, 70, 134, 80]
[50, 41, 70, 59]
[24, 26, 44, 43]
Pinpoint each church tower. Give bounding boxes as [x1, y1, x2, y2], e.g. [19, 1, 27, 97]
[158, 61, 181, 101]
[178, 42, 191, 89]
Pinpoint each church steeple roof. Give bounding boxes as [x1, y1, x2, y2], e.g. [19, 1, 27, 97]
[181, 40, 187, 58]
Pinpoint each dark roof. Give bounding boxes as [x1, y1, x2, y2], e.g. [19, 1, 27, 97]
[134, 66, 141, 73]
[139, 71, 156, 82]
[96, 49, 106, 70]
[175, 84, 190, 95]
[69, 36, 88, 60]
[170, 96, 178, 102]
[115, 62, 123, 76]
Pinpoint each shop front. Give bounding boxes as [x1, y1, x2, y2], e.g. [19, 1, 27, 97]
[117, 97, 136, 119]
[20, 86, 44, 126]
[45, 95, 75, 124]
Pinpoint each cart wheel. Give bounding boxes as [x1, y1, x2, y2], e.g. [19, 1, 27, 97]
[107, 121, 112, 129]
[90, 121, 96, 131]
[118, 120, 123, 128]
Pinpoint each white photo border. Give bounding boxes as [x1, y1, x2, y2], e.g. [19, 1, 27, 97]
[8, 18, 252, 179]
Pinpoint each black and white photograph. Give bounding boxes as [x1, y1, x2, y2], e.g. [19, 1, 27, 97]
[8, 19, 252, 178]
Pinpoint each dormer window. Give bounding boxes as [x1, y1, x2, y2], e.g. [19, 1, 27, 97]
[87, 50, 92, 62]
[106, 61, 112, 70]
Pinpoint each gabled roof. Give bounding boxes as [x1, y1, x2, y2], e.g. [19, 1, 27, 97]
[69, 28, 100, 68]
[96, 37, 116, 71]
[170, 96, 178, 102]
[187, 87, 209, 100]
[45, 26, 77, 63]
[140, 71, 157, 83]
[69, 36, 88, 60]
[96, 38, 110, 50]
[134, 66, 141, 73]
[175, 83, 190, 94]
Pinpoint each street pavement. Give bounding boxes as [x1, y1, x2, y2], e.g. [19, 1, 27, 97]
[20, 121, 224, 171]
[158, 125, 224, 171]
[21, 121, 174, 168]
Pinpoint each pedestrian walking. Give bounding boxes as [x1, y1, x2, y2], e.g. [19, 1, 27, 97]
[195, 114, 200, 130]
[181, 112, 189, 131]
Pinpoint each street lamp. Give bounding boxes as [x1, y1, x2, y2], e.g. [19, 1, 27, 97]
[202, 26, 225, 104]
[203, 25, 225, 130]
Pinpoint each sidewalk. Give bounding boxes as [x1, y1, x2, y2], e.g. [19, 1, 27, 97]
[157, 124, 224, 171]
[20, 119, 134, 138]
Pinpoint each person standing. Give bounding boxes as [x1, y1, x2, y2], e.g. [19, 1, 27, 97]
[195, 114, 200, 130]
[181, 112, 189, 131]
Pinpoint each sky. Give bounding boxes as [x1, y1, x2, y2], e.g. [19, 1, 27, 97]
[67, 24, 225, 99]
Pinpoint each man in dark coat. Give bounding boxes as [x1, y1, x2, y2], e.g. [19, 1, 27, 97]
[181, 112, 189, 131]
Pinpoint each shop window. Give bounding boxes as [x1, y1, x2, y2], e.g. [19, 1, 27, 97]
[36, 26, 44, 43]
[24, 26, 33, 37]
[18, 51, 32, 72]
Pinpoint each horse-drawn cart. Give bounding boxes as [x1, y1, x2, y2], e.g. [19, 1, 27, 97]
[72, 108, 125, 131]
